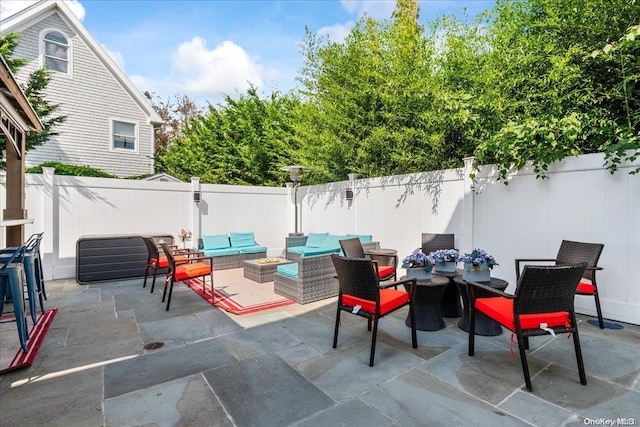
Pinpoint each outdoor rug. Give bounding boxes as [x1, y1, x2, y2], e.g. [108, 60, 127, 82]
[0, 308, 58, 375]
[184, 269, 295, 315]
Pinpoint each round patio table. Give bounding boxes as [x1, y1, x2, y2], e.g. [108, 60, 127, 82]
[432, 269, 463, 318]
[402, 275, 449, 331]
[455, 276, 509, 336]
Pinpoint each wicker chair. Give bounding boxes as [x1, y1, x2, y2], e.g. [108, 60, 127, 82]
[160, 243, 213, 311]
[331, 254, 417, 367]
[468, 263, 588, 392]
[515, 240, 605, 328]
[339, 237, 396, 282]
[142, 237, 188, 293]
[421, 233, 455, 255]
[421, 233, 460, 317]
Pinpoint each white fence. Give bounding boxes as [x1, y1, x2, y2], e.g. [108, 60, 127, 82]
[2, 152, 638, 325]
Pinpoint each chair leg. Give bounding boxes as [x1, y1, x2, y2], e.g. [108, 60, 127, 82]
[571, 319, 588, 385]
[161, 275, 170, 302]
[165, 278, 175, 311]
[150, 269, 159, 293]
[208, 272, 214, 304]
[468, 307, 476, 356]
[409, 303, 417, 349]
[369, 317, 379, 367]
[333, 306, 341, 349]
[516, 333, 533, 392]
[524, 336, 530, 350]
[593, 292, 604, 329]
[142, 264, 151, 288]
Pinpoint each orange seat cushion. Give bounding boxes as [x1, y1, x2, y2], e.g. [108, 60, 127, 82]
[377, 265, 396, 279]
[576, 280, 595, 295]
[151, 254, 187, 269]
[475, 297, 570, 331]
[342, 289, 409, 316]
[175, 263, 211, 281]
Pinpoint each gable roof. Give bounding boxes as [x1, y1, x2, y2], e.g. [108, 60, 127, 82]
[1, 0, 162, 125]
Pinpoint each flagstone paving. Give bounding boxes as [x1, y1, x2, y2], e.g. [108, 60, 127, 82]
[1, 271, 639, 426]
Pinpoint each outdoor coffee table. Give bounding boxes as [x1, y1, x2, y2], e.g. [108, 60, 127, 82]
[243, 258, 293, 283]
[402, 275, 449, 331]
[455, 276, 509, 336]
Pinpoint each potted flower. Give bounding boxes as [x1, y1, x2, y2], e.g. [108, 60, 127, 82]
[401, 248, 435, 280]
[429, 249, 460, 273]
[460, 248, 498, 282]
[178, 228, 192, 249]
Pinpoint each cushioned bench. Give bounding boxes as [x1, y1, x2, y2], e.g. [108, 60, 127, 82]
[200, 232, 267, 270]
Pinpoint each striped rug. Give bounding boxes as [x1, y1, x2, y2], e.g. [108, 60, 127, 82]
[183, 278, 295, 315]
[0, 308, 57, 374]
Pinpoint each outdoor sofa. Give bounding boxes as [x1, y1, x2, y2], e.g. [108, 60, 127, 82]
[199, 232, 267, 270]
[274, 233, 380, 304]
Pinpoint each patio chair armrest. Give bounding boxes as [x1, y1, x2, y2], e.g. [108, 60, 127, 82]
[467, 280, 513, 302]
[379, 277, 417, 298]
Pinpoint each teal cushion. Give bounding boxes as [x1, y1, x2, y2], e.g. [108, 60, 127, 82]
[305, 233, 328, 248]
[347, 234, 373, 243]
[204, 248, 240, 257]
[320, 234, 346, 250]
[287, 246, 306, 255]
[202, 234, 230, 249]
[238, 245, 267, 254]
[277, 263, 298, 278]
[230, 232, 256, 247]
[301, 247, 341, 256]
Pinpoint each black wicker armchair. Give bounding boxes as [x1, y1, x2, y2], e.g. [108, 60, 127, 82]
[331, 254, 417, 366]
[515, 240, 605, 328]
[468, 263, 588, 391]
[339, 237, 396, 282]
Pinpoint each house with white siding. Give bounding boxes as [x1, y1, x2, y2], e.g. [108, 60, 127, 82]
[0, 0, 163, 177]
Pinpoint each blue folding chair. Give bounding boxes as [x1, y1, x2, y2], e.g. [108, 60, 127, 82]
[0, 243, 29, 352]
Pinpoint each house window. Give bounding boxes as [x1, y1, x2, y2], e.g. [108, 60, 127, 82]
[43, 31, 69, 73]
[112, 120, 137, 150]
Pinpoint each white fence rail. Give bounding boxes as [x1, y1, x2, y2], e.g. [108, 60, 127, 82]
[2, 152, 638, 325]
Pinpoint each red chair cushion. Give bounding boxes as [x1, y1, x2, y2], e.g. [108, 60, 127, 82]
[342, 289, 409, 316]
[175, 263, 211, 281]
[475, 297, 570, 331]
[151, 255, 187, 269]
[376, 265, 395, 279]
[576, 280, 595, 295]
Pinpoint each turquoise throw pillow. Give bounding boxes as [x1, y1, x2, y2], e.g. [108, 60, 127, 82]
[230, 232, 256, 247]
[202, 234, 230, 249]
[305, 233, 328, 247]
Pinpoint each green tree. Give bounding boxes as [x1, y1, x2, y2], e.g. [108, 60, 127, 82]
[0, 32, 66, 156]
[157, 86, 300, 185]
[470, 0, 640, 179]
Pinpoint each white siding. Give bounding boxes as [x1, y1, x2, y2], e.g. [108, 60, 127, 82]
[10, 12, 154, 177]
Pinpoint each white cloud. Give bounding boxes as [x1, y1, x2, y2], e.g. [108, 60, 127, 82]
[168, 37, 263, 98]
[317, 22, 354, 43]
[101, 44, 125, 70]
[1, 0, 86, 20]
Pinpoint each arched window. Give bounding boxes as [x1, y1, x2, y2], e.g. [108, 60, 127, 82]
[43, 31, 69, 73]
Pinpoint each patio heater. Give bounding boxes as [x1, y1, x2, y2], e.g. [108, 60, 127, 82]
[281, 165, 308, 235]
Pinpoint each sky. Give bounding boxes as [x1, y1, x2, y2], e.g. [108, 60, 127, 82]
[1, 0, 495, 106]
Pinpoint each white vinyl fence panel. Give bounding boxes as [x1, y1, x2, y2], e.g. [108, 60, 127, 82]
[1, 152, 637, 324]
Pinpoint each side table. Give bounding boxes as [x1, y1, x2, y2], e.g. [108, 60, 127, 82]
[432, 269, 463, 318]
[455, 276, 509, 336]
[402, 275, 449, 331]
[243, 258, 292, 283]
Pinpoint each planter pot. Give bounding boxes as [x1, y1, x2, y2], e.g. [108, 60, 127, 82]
[463, 268, 490, 282]
[434, 261, 457, 273]
[406, 267, 432, 281]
